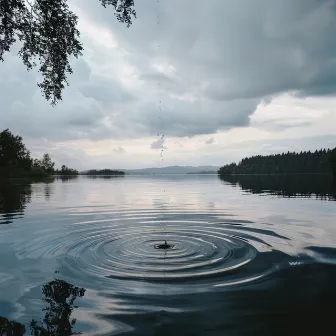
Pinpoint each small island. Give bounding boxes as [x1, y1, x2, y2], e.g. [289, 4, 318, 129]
[82, 169, 125, 176]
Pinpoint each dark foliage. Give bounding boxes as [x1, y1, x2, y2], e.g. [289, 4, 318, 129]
[55, 164, 79, 176]
[329, 148, 336, 177]
[99, 0, 136, 27]
[29, 166, 50, 177]
[0, 0, 136, 105]
[84, 169, 125, 176]
[0, 278, 85, 336]
[39, 154, 55, 174]
[30, 279, 85, 335]
[0, 129, 80, 177]
[32, 154, 55, 175]
[218, 149, 336, 176]
[0, 316, 25, 335]
[0, 128, 32, 176]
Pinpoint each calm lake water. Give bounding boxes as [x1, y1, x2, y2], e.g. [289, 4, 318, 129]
[0, 174, 335, 335]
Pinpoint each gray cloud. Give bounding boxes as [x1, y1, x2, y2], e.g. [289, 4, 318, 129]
[205, 138, 214, 145]
[128, 96, 258, 137]
[113, 146, 125, 153]
[199, 134, 336, 167]
[78, 76, 136, 104]
[27, 140, 91, 170]
[139, 72, 181, 94]
[1, 0, 336, 154]
[253, 120, 312, 132]
[221, 134, 336, 159]
[151, 137, 165, 149]
[139, 73, 174, 83]
[67, 0, 336, 137]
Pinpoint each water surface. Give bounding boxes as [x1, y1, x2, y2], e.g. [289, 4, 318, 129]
[0, 174, 335, 335]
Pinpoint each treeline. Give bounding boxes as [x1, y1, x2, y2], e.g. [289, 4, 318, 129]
[83, 169, 125, 176]
[218, 148, 336, 176]
[0, 129, 78, 177]
[55, 165, 79, 176]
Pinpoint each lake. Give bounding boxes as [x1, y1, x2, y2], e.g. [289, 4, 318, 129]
[0, 174, 335, 335]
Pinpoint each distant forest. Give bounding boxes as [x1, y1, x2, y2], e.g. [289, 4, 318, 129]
[0, 129, 126, 178]
[0, 129, 78, 177]
[83, 169, 125, 176]
[218, 148, 336, 176]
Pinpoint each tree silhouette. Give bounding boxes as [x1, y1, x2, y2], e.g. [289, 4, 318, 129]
[30, 279, 85, 335]
[0, 316, 25, 335]
[84, 169, 125, 176]
[0, 129, 32, 177]
[329, 148, 336, 178]
[54, 165, 79, 176]
[0, 0, 136, 105]
[218, 148, 335, 176]
[40, 154, 55, 174]
[0, 129, 76, 177]
[32, 154, 55, 176]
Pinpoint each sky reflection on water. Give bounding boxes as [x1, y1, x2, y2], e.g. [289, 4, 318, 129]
[0, 174, 335, 335]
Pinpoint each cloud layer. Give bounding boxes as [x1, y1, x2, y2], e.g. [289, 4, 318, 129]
[0, 0, 336, 168]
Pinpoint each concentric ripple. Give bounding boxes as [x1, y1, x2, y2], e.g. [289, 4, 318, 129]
[15, 207, 301, 291]
[67, 228, 258, 281]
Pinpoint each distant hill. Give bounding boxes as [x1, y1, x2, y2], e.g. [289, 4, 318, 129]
[124, 166, 220, 175]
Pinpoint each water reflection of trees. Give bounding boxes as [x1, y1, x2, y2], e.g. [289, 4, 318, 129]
[55, 176, 79, 182]
[85, 175, 125, 180]
[30, 279, 85, 335]
[0, 279, 85, 336]
[0, 179, 57, 224]
[0, 180, 32, 224]
[219, 174, 336, 201]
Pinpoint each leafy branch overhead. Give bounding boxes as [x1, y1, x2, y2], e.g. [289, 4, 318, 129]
[0, 0, 136, 105]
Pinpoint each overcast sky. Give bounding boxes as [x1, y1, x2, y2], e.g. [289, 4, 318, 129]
[1, 0, 336, 169]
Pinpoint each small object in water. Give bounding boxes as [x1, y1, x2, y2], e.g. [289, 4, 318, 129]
[155, 240, 172, 249]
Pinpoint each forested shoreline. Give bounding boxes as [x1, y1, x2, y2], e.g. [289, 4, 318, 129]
[0, 129, 69, 178]
[218, 149, 336, 176]
[3, 128, 336, 179]
[0, 129, 127, 178]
